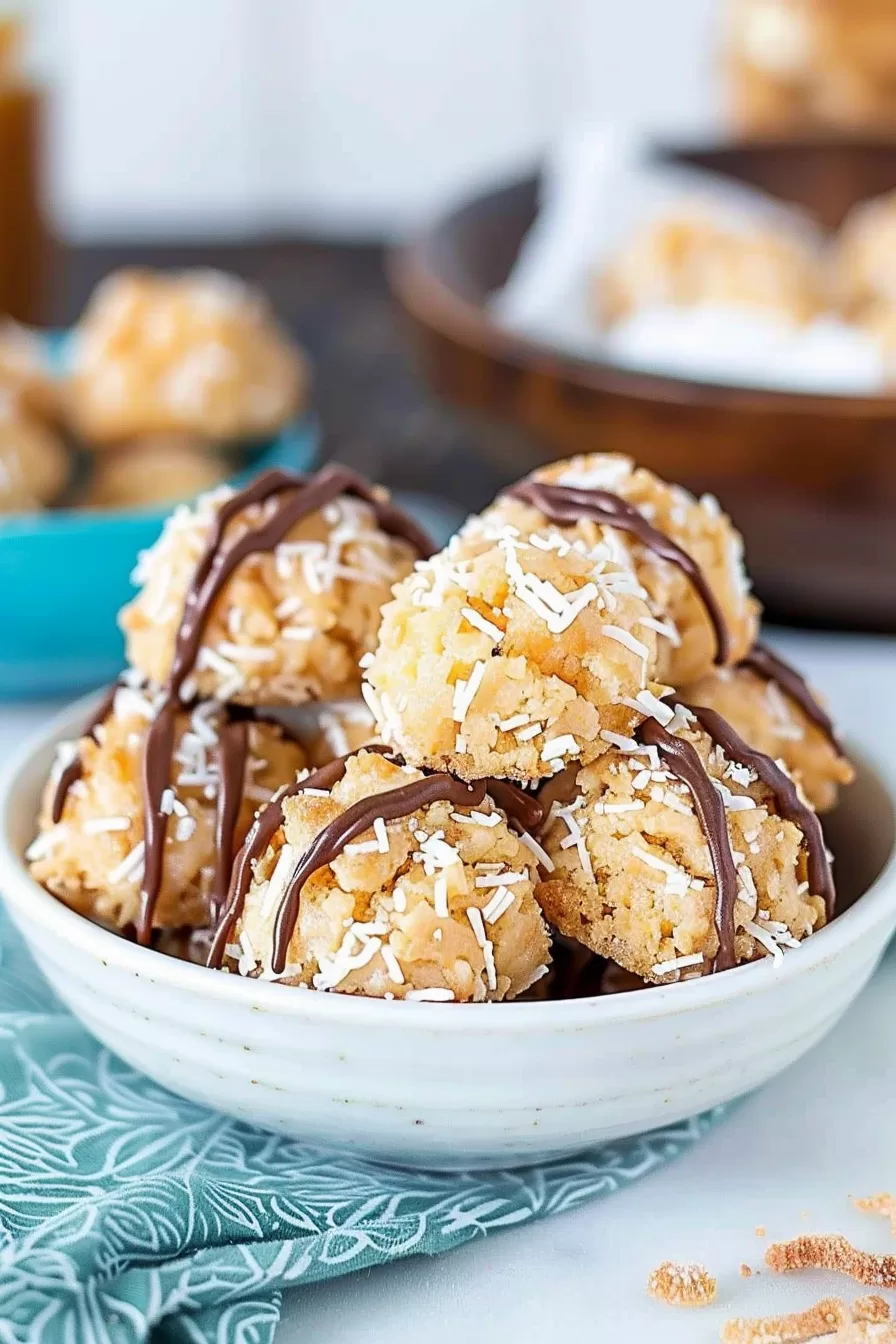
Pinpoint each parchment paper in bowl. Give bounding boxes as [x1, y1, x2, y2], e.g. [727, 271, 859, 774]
[491, 126, 886, 397]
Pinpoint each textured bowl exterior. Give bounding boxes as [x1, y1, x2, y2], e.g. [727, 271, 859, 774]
[2, 698, 894, 1170]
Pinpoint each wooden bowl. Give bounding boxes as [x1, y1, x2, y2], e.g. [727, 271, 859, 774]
[389, 140, 896, 630]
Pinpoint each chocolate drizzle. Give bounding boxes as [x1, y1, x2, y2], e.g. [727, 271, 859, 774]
[135, 465, 435, 944]
[484, 778, 544, 836]
[506, 479, 731, 664]
[207, 747, 543, 977]
[740, 643, 843, 755]
[50, 682, 121, 823]
[270, 774, 490, 974]
[206, 788, 295, 970]
[685, 703, 836, 919]
[137, 699, 178, 944]
[210, 717, 250, 922]
[639, 718, 739, 973]
[166, 465, 435, 698]
[207, 745, 399, 970]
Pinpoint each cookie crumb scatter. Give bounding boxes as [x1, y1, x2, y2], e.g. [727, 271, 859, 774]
[765, 1234, 896, 1287]
[722, 1295, 893, 1343]
[721, 1298, 854, 1343]
[756, 1226, 767, 1237]
[740, 1263, 754, 1278]
[646, 1260, 716, 1307]
[854, 1297, 892, 1324]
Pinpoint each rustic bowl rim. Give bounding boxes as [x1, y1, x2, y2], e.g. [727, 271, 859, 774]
[389, 153, 896, 421]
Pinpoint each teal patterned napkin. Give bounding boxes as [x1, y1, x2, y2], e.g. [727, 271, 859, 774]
[0, 911, 725, 1344]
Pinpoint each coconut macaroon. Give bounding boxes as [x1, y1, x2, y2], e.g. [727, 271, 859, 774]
[82, 434, 228, 511]
[681, 662, 853, 813]
[596, 210, 826, 329]
[363, 522, 661, 783]
[0, 396, 70, 512]
[120, 481, 421, 705]
[27, 684, 307, 934]
[66, 267, 308, 446]
[536, 704, 830, 985]
[478, 454, 759, 687]
[832, 190, 896, 375]
[833, 189, 896, 326]
[0, 319, 59, 422]
[225, 749, 551, 1001]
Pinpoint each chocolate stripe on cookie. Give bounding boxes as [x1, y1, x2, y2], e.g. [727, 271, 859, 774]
[137, 465, 435, 944]
[50, 681, 121, 823]
[685, 703, 835, 919]
[506, 479, 730, 664]
[207, 748, 542, 976]
[740, 643, 843, 755]
[639, 717, 739, 972]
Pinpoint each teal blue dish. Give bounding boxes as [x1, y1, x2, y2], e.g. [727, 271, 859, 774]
[0, 418, 319, 700]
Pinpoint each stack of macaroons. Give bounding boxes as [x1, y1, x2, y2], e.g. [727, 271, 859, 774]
[363, 451, 850, 986]
[28, 454, 853, 1001]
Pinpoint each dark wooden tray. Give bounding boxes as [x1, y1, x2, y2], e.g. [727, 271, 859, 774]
[389, 141, 896, 630]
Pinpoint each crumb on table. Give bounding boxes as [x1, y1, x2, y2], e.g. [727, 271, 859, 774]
[722, 1298, 850, 1343]
[855, 1297, 892, 1324]
[646, 1260, 716, 1307]
[765, 1234, 896, 1287]
[740, 1263, 754, 1278]
[722, 1295, 892, 1343]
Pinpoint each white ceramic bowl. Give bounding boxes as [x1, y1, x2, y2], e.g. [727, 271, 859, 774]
[1, 696, 895, 1171]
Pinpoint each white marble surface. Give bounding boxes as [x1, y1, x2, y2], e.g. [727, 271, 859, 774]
[2, 628, 895, 1342]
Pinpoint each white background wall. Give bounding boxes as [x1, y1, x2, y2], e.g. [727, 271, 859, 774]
[48, 0, 722, 241]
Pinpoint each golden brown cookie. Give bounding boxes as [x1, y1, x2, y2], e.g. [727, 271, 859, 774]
[27, 686, 307, 934]
[537, 703, 829, 984]
[0, 389, 70, 512]
[725, 0, 896, 137]
[363, 517, 660, 782]
[82, 435, 228, 511]
[120, 474, 421, 705]
[596, 210, 825, 328]
[478, 454, 760, 687]
[67, 268, 308, 445]
[834, 190, 896, 322]
[680, 662, 852, 813]
[0, 320, 59, 421]
[225, 749, 551, 1001]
